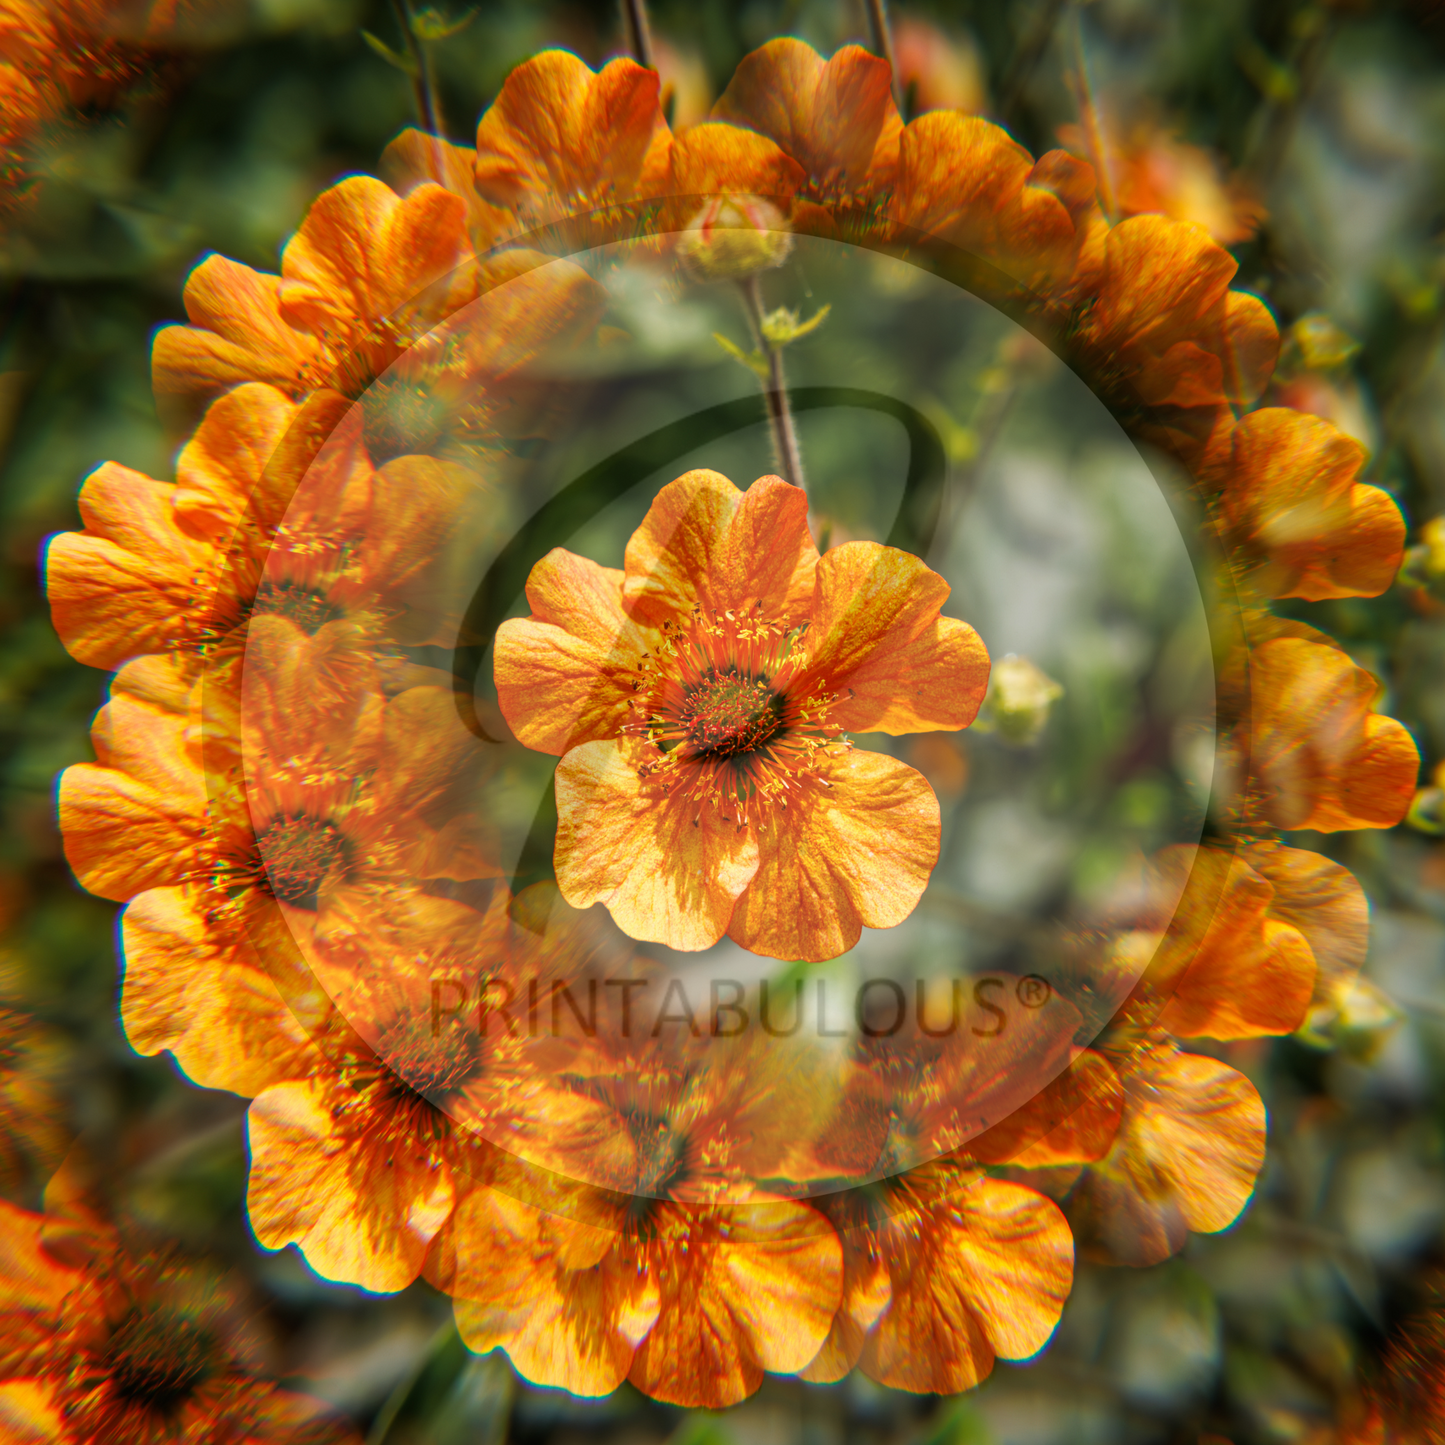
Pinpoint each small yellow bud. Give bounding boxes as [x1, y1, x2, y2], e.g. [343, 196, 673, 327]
[677, 196, 793, 282]
[973, 654, 1064, 745]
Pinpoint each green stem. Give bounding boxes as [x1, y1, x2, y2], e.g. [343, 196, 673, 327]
[738, 275, 806, 493]
[389, 0, 443, 135]
[621, 0, 654, 69]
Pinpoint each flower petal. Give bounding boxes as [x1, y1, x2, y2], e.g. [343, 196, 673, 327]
[862, 1177, 1073, 1393]
[58, 664, 204, 901]
[247, 1078, 456, 1293]
[474, 52, 668, 224]
[151, 254, 325, 402]
[44, 461, 212, 670]
[1069, 1043, 1265, 1266]
[278, 176, 470, 339]
[495, 551, 652, 755]
[121, 887, 316, 1096]
[554, 739, 760, 951]
[726, 750, 939, 962]
[803, 541, 989, 732]
[450, 1189, 655, 1397]
[711, 39, 900, 199]
[623, 471, 818, 626]
[627, 1200, 842, 1407]
[1145, 844, 1318, 1039]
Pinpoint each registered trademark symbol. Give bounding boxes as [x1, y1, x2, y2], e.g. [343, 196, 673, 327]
[1016, 975, 1051, 1009]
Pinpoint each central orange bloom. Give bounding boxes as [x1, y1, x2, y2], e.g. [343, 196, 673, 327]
[494, 470, 990, 960]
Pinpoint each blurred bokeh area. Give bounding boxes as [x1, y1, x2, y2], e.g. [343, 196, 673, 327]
[3, 1, 1445, 1442]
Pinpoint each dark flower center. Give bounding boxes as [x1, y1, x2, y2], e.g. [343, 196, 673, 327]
[101, 1306, 218, 1414]
[251, 581, 340, 636]
[378, 1011, 482, 1101]
[362, 377, 451, 462]
[680, 669, 785, 757]
[256, 815, 347, 909]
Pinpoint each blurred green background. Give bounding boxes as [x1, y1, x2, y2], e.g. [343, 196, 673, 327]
[3, 0, 1445, 1441]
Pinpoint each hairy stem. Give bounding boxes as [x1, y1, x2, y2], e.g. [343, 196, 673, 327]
[389, 0, 443, 136]
[621, 0, 655, 69]
[739, 275, 806, 493]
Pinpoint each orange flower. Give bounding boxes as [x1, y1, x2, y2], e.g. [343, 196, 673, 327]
[151, 175, 474, 408]
[801, 1164, 1073, 1392]
[473, 50, 671, 240]
[446, 1187, 841, 1405]
[1213, 408, 1405, 600]
[0, 994, 70, 1203]
[1067, 1035, 1265, 1266]
[799, 973, 1084, 1182]
[439, 966, 844, 1403]
[1059, 118, 1265, 245]
[1066, 214, 1279, 464]
[1228, 616, 1419, 833]
[45, 359, 564, 681]
[493, 469, 990, 959]
[889, 110, 1097, 290]
[1111, 842, 1319, 1040]
[59, 654, 495, 984]
[710, 39, 901, 228]
[0, 1197, 357, 1445]
[245, 888, 623, 1294]
[966, 1047, 1125, 1170]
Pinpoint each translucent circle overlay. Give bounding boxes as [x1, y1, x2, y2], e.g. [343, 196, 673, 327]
[238, 231, 1217, 1203]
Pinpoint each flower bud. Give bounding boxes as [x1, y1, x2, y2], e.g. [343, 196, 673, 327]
[974, 654, 1064, 745]
[677, 195, 792, 282]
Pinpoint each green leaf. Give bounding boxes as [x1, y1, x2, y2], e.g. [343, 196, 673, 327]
[760, 302, 831, 348]
[361, 29, 420, 75]
[410, 5, 477, 40]
[712, 331, 770, 380]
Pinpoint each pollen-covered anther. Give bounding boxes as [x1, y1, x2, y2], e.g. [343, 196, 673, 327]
[623, 604, 845, 822]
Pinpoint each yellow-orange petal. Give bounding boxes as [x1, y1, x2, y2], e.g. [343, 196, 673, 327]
[967, 1049, 1124, 1168]
[120, 887, 316, 1096]
[475, 51, 668, 223]
[495, 550, 653, 755]
[666, 121, 806, 207]
[725, 750, 939, 962]
[627, 1200, 842, 1407]
[380, 126, 514, 255]
[622, 471, 818, 627]
[450, 1189, 656, 1397]
[1090, 214, 1237, 349]
[58, 663, 203, 901]
[862, 1177, 1073, 1393]
[1069, 1042, 1265, 1266]
[246, 1077, 455, 1293]
[278, 176, 471, 338]
[1252, 843, 1368, 1002]
[44, 461, 212, 670]
[804, 541, 990, 733]
[0, 1380, 66, 1445]
[796, 1228, 891, 1383]
[1249, 633, 1418, 832]
[151, 253, 325, 401]
[1221, 288, 1279, 407]
[711, 39, 901, 200]
[891, 112, 1078, 287]
[172, 381, 297, 542]
[1147, 844, 1317, 1039]
[554, 737, 761, 951]
[1220, 409, 1405, 600]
